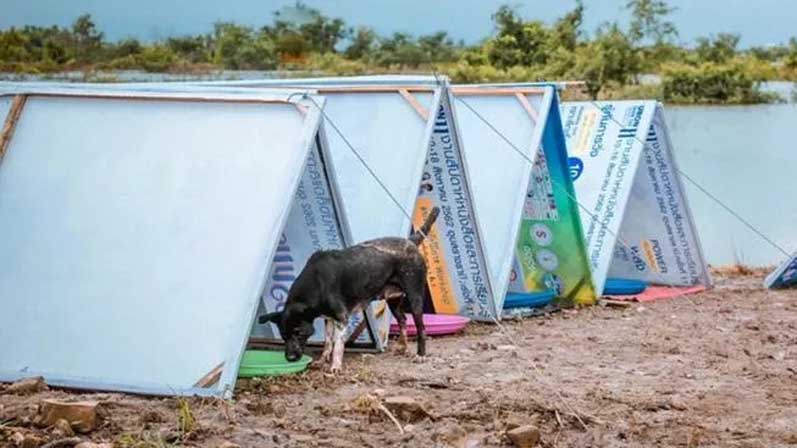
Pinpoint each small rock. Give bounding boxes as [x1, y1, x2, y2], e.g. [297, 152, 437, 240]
[219, 442, 240, 448]
[52, 418, 75, 437]
[9, 432, 25, 446]
[404, 424, 415, 433]
[158, 429, 180, 443]
[507, 425, 541, 448]
[140, 409, 165, 424]
[4, 377, 48, 395]
[75, 443, 113, 448]
[496, 345, 517, 351]
[372, 388, 386, 397]
[37, 400, 99, 433]
[460, 432, 488, 448]
[245, 399, 273, 416]
[383, 396, 433, 423]
[272, 404, 287, 418]
[12, 433, 46, 448]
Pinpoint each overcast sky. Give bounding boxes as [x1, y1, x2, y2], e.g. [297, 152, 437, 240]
[2, 0, 795, 47]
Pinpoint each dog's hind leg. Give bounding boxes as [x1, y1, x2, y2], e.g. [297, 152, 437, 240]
[329, 319, 348, 373]
[399, 269, 428, 357]
[387, 299, 408, 353]
[410, 306, 426, 357]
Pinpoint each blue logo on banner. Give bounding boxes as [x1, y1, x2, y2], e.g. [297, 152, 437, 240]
[568, 157, 584, 181]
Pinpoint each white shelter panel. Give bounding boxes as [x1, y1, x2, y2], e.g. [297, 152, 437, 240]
[0, 94, 315, 396]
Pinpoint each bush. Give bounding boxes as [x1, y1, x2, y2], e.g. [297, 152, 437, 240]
[305, 52, 367, 75]
[662, 62, 779, 104]
[138, 45, 179, 72]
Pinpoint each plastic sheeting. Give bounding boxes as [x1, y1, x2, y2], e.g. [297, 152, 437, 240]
[561, 100, 711, 294]
[451, 85, 597, 311]
[0, 88, 325, 397]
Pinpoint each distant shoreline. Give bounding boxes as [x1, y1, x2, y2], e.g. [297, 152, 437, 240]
[2, 70, 794, 105]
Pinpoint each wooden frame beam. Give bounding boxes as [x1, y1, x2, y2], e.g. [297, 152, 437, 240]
[316, 86, 435, 94]
[514, 92, 539, 124]
[450, 87, 546, 96]
[398, 89, 430, 121]
[0, 95, 27, 165]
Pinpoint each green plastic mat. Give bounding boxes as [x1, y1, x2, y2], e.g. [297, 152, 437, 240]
[237, 350, 312, 378]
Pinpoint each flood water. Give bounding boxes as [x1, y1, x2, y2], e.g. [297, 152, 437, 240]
[666, 103, 797, 267]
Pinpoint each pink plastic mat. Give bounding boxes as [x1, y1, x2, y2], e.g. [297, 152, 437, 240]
[605, 285, 708, 302]
[389, 313, 470, 336]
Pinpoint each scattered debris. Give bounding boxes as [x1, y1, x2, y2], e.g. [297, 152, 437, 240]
[600, 299, 632, 309]
[51, 418, 75, 437]
[36, 400, 99, 433]
[496, 345, 517, 351]
[351, 394, 406, 434]
[139, 409, 165, 424]
[4, 377, 48, 396]
[382, 396, 434, 423]
[40, 437, 83, 448]
[460, 432, 488, 448]
[506, 425, 541, 447]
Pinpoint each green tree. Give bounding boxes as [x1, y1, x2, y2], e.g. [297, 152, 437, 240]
[269, 2, 347, 55]
[72, 14, 103, 60]
[166, 35, 211, 63]
[345, 27, 376, 59]
[571, 23, 640, 98]
[138, 45, 178, 72]
[487, 5, 551, 68]
[626, 0, 678, 45]
[0, 28, 30, 63]
[418, 31, 458, 63]
[111, 38, 142, 58]
[550, 0, 584, 51]
[696, 33, 740, 63]
[299, 15, 346, 53]
[43, 38, 68, 63]
[212, 22, 277, 69]
[784, 37, 797, 70]
[375, 32, 425, 67]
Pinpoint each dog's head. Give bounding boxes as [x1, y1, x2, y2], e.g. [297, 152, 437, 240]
[259, 310, 315, 362]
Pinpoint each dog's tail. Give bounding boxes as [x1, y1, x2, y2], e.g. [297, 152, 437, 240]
[409, 206, 440, 246]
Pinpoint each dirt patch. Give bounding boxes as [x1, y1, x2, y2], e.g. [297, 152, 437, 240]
[2, 272, 797, 447]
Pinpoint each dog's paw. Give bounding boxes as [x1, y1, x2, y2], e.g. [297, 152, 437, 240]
[325, 364, 342, 374]
[410, 354, 428, 364]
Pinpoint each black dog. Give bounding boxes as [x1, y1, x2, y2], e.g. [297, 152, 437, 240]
[259, 207, 440, 372]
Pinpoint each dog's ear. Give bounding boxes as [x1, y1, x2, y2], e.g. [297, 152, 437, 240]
[258, 311, 283, 325]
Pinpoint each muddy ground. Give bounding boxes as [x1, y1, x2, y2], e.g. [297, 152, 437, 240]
[2, 271, 797, 447]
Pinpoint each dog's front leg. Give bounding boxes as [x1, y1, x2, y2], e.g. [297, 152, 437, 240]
[313, 318, 335, 368]
[329, 320, 347, 373]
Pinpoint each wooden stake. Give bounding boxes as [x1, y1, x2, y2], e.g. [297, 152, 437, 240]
[0, 95, 27, 164]
[193, 362, 224, 388]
